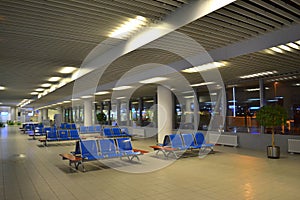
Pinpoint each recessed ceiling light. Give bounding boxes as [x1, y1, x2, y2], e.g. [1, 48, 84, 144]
[190, 82, 215, 87]
[35, 88, 44, 92]
[81, 95, 93, 99]
[0, 86, 5, 90]
[30, 92, 39, 95]
[139, 77, 168, 84]
[278, 45, 292, 52]
[295, 40, 300, 45]
[240, 71, 277, 79]
[287, 42, 299, 49]
[59, 66, 77, 74]
[112, 86, 133, 91]
[63, 100, 71, 103]
[116, 97, 126, 99]
[182, 61, 227, 73]
[48, 77, 61, 82]
[71, 98, 80, 101]
[245, 88, 260, 92]
[94, 91, 110, 95]
[0, 102, 2, 105]
[270, 47, 283, 53]
[109, 16, 147, 39]
[41, 83, 52, 87]
[184, 96, 194, 99]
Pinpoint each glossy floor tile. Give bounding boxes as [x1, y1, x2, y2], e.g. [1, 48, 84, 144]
[1, 126, 300, 200]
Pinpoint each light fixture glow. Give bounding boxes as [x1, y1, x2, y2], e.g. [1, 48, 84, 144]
[94, 91, 110, 95]
[295, 40, 300, 45]
[184, 96, 195, 99]
[278, 45, 292, 52]
[48, 77, 61, 82]
[35, 88, 44, 92]
[139, 77, 168, 84]
[63, 100, 71, 103]
[81, 95, 93, 99]
[59, 66, 77, 74]
[240, 71, 277, 79]
[287, 42, 299, 49]
[41, 83, 52, 87]
[182, 61, 227, 73]
[112, 86, 133, 91]
[109, 16, 147, 39]
[190, 82, 215, 87]
[30, 92, 39, 95]
[116, 97, 126, 100]
[270, 47, 283, 53]
[245, 88, 260, 92]
[0, 86, 5, 90]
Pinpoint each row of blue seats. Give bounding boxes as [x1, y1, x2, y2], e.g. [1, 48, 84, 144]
[151, 132, 214, 158]
[39, 129, 80, 146]
[103, 127, 132, 138]
[79, 125, 102, 133]
[59, 123, 77, 129]
[61, 137, 143, 171]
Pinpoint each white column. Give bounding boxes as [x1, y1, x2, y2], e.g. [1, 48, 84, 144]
[157, 86, 173, 144]
[116, 100, 121, 126]
[126, 101, 130, 126]
[42, 109, 48, 121]
[20, 111, 26, 123]
[84, 99, 93, 126]
[38, 109, 42, 123]
[259, 78, 265, 107]
[10, 107, 17, 121]
[185, 99, 193, 124]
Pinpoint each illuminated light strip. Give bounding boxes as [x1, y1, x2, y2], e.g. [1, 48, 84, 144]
[109, 16, 147, 39]
[112, 86, 133, 91]
[240, 71, 277, 79]
[190, 82, 215, 87]
[182, 61, 227, 73]
[139, 77, 168, 84]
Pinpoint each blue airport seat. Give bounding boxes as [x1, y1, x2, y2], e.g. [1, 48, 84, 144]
[99, 139, 122, 158]
[58, 130, 69, 140]
[69, 129, 80, 140]
[116, 138, 140, 160]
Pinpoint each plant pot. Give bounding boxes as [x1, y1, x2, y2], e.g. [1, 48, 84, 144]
[267, 146, 280, 159]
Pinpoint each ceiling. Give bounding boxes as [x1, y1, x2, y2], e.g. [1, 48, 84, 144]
[0, 0, 299, 109]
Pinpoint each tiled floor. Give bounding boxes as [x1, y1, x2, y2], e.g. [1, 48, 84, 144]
[1, 126, 300, 200]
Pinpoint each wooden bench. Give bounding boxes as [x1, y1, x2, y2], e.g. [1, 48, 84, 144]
[59, 153, 82, 170]
[149, 145, 177, 158]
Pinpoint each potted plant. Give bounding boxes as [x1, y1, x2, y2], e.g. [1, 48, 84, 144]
[256, 105, 287, 159]
[0, 121, 5, 128]
[96, 111, 107, 125]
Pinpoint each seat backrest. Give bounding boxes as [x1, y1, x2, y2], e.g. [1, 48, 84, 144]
[112, 128, 121, 136]
[116, 138, 133, 152]
[99, 139, 117, 154]
[88, 126, 95, 133]
[58, 130, 69, 139]
[168, 134, 184, 148]
[70, 123, 76, 129]
[94, 125, 101, 132]
[65, 123, 71, 129]
[44, 127, 52, 134]
[194, 132, 205, 145]
[79, 140, 99, 159]
[120, 127, 129, 135]
[47, 130, 58, 139]
[79, 126, 87, 133]
[60, 123, 67, 129]
[181, 133, 196, 147]
[69, 129, 79, 138]
[103, 128, 112, 137]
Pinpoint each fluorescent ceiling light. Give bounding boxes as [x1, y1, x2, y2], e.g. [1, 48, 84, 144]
[184, 96, 194, 99]
[59, 66, 77, 74]
[287, 43, 299, 49]
[190, 82, 215, 87]
[270, 47, 283, 53]
[182, 62, 227, 73]
[35, 88, 44, 92]
[245, 88, 260, 92]
[0, 86, 5, 90]
[0, 102, 3, 105]
[278, 45, 292, 52]
[30, 92, 39, 95]
[41, 83, 52, 87]
[139, 77, 168, 84]
[240, 71, 277, 79]
[116, 97, 126, 100]
[48, 77, 61, 82]
[112, 86, 133, 91]
[71, 98, 80, 101]
[109, 16, 147, 39]
[145, 100, 154, 103]
[263, 49, 276, 55]
[182, 91, 194, 94]
[63, 100, 71, 103]
[295, 40, 300, 45]
[81, 95, 93, 99]
[94, 91, 110, 95]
